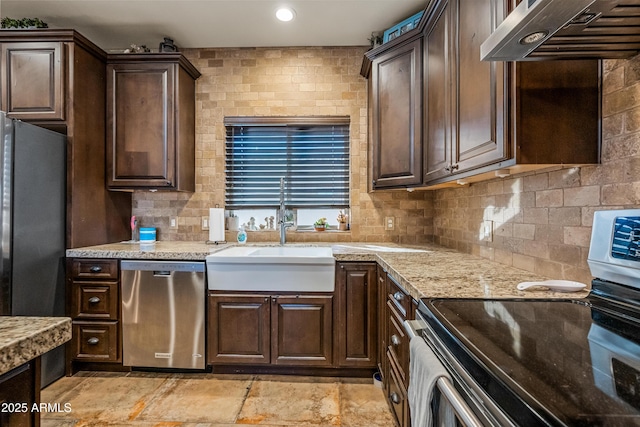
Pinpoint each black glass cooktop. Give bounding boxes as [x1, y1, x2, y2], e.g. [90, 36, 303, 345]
[421, 286, 640, 426]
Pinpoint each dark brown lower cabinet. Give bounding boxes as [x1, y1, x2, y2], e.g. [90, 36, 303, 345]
[383, 274, 415, 427]
[0, 358, 40, 427]
[72, 322, 119, 362]
[67, 258, 122, 373]
[387, 352, 410, 427]
[208, 293, 333, 367]
[272, 295, 333, 366]
[335, 262, 378, 368]
[208, 295, 271, 364]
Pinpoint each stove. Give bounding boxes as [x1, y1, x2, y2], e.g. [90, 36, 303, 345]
[413, 210, 640, 426]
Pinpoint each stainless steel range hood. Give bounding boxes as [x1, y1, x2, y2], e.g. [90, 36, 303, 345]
[481, 0, 640, 61]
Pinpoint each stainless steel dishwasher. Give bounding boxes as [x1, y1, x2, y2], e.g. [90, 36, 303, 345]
[121, 260, 205, 369]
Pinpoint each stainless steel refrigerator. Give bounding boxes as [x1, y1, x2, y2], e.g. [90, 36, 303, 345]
[0, 112, 66, 387]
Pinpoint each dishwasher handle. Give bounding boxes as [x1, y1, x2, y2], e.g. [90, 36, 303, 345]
[121, 260, 205, 273]
[153, 271, 172, 277]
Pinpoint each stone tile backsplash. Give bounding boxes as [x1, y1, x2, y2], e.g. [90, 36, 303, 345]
[433, 55, 640, 284]
[132, 46, 639, 285]
[131, 47, 433, 245]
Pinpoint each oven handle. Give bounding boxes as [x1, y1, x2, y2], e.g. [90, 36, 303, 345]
[404, 320, 484, 427]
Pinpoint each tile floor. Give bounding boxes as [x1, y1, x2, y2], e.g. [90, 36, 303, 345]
[40, 372, 395, 426]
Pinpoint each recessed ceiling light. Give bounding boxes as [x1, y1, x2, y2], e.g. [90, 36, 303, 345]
[276, 7, 295, 22]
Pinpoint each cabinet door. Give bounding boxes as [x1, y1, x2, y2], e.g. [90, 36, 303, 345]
[107, 62, 176, 188]
[0, 42, 65, 121]
[335, 263, 378, 367]
[424, 0, 453, 182]
[0, 360, 39, 427]
[371, 38, 423, 188]
[452, 0, 508, 173]
[272, 295, 333, 366]
[208, 295, 271, 364]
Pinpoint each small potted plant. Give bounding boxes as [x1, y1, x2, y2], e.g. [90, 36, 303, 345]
[314, 217, 328, 232]
[336, 210, 348, 231]
[1, 17, 48, 29]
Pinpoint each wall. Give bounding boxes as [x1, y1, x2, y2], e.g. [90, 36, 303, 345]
[432, 54, 640, 284]
[132, 46, 433, 244]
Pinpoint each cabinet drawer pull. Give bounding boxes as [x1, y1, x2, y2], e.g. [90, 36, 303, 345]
[391, 334, 401, 346]
[390, 392, 401, 404]
[89, 266, 102, 273]
[87, 337, 100, 345]
[88, 297, 101, 304]
[393, 292, 404, 302]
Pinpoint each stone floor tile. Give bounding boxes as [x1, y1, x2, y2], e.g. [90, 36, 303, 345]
[40, 372, 394, 426]
[338, 383, 394, 427]
[137, 375, 253, 424]
[42, 376, 89, 402]
[254, 374, 341, 384]
[237, 377, 341, 425]
[44, 376, 169, 423]
[40, 420, 79, 427]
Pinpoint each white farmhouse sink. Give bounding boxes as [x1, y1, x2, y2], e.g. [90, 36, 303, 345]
[206, 246, 335, 292]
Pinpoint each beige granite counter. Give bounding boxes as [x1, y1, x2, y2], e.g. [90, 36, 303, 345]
[67, 241, 590, 301]
[0, 316, 71, 375]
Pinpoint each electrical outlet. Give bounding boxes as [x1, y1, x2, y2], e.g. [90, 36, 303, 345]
[202, 216, 209, 230]
[169, 216, 178, 229]
[482, 220, 493, 242]
[385, 216, 395, 231]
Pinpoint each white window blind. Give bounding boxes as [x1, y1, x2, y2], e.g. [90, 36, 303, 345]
[224, 116, 350, 210]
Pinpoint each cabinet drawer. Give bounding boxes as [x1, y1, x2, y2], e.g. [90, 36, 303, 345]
[387, 351, 409, 427]
[387, 301, 410, 386]
[73, 321, 119, 362]
[388, 276, 410, 318]
[71, 281, 118, 320]
[72, 259, 118, 280]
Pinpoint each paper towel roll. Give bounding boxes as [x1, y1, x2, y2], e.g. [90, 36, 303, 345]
[209, 208, 225, 242]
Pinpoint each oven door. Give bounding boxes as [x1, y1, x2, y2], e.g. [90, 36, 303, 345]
[404, 312, 515, 427]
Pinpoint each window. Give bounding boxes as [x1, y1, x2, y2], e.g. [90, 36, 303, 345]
[225, 116, 350, 229]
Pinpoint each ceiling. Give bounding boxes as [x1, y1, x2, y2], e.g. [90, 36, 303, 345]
[1, 0, 426, 52]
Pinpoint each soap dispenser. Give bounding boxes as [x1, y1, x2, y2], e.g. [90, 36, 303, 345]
[237, 227, 247, 244]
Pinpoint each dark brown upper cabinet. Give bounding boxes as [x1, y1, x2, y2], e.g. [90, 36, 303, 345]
[368, 37, 423, 189]
[425, 0, 509, 183]
[106, 54, 200, 191]
[0, 42, 65, 121]
[0, 30, 132, 248]
[362, 0, 601, 190]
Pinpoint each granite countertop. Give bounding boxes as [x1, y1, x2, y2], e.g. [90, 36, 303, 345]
[67, 241, 590, 300]
[0, 316, 72, 375]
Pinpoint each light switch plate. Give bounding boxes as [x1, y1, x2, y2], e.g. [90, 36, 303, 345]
[202, 216, 209, 230]
[481, 220, 493, 242]
[169, 216, 178, 229]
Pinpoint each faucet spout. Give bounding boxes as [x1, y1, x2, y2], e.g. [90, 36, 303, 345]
[278, 177, 292, 245]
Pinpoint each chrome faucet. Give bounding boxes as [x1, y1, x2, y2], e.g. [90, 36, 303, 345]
[278, 177, 293, 245]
